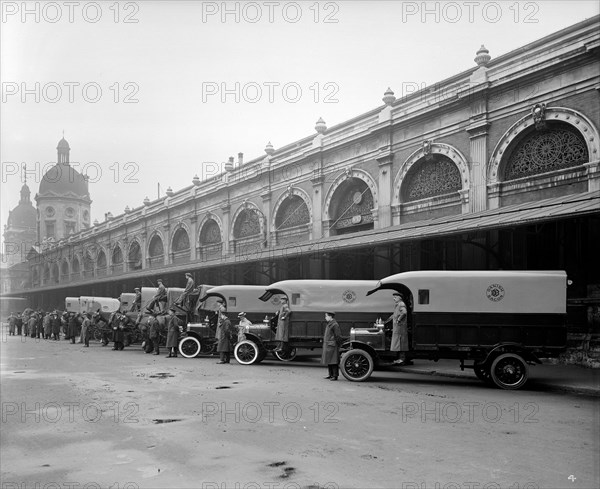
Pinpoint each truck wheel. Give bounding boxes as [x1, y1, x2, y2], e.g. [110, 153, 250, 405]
[473, 364, 493, 385]
[341, 349, 374, 382]
[274, 347, 297, 362]
[490, 353, 529, 390]
[179, 337, 201, 358]
[235, 340, 260, 365]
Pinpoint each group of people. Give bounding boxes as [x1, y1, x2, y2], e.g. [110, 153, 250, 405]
[6, 309, 93, 346]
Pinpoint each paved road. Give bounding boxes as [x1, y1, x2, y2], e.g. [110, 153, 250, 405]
[1, 335, 599, 489]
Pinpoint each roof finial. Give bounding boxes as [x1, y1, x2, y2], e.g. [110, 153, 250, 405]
[62, 129, 64, 138]
[23, 163, 27, 184]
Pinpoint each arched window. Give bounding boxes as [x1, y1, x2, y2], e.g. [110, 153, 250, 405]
[401, 155, 461, 202]
[275, 195, 310, 230]
[274, 195, 310, 245]
[97, 250, 107, 276]
[329, 178, 374, 236]
[72, 257, 80, 275]
[60, 260, 69, 279]
[199, 219, 222, 261]
[51, 263, 59, 284]
[148, 235, 164, 257]
[112, 246, 123, 265]
[503, 122, 588, 181]
[234, 209, 261, 239]
[172, 228, 191, 264]
[128, 242, 142, 271]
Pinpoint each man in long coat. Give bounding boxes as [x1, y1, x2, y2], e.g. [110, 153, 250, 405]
[68, 313, 79, 344]
[16, 314, 23, 336]
[274, 296, 291, 352]
[147, 313, 161, 355]
[111, 313, 126, 350]
[42, 312, 51, 339]
[28, 313, 37, 338]
[165, 308, 180, 357]
[321, 312, 343, 381]
[51, 312, 61, 340]
[215, 303, 232, 364]
[80, 313, 91, 347]
[8, 313, 16, 335]
[385, 293, 409, 364]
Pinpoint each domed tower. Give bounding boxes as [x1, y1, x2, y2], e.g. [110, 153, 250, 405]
[35, 137, 92, 240]
[3, 178, 37, 267]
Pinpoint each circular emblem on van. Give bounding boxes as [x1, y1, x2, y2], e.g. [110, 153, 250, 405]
[486, 284, 505, 302]
[342, 290, 357, 303]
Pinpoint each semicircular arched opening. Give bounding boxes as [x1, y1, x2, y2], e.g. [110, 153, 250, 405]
[96, 249, 107, 276]
[199, 218, 222, 261]
[128, 241, 142, 272]
[233, 208, 263, 256]
[328, 178, 374, 236]
[112, 245, 124, 274]
[172, 227, 191, 264]
[148, 235, 164, 268]
[399, 154, 463, 222]
[274, 195, 310, 245]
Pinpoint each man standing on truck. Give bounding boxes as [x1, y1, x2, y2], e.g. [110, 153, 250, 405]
[175, 273, 195, 310]
[274, 296, 291, 353]
[129, 288, 142, 312]
[385, 293, 410, 365]
[147, 279, 168, 314]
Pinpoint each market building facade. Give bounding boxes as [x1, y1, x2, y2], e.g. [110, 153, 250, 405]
[4, 16, 600, 355]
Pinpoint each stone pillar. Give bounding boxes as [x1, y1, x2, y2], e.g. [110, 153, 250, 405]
[189, 216, 198, 261]
[140, 232, 147, 270]
[311, 172, 324, 239]
[585, 161, 600, 192]
[376, 152, 394, 228]
[261, 191, 272, 248]
[162, 223, 170, 265]
[221, 202, 231, 256]
[466, 120, 490, 213]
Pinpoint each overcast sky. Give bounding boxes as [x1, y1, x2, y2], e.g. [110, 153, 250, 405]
[1, 0, 599, 246]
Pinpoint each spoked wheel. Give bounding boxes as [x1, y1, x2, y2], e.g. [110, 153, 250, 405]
[93, 328, 103, 341]
[179, 336, 201, 358]
[490, 353, 529, 390]
[273, 347, 297, 362]
[340, 349, 374, 382]
[235, 340, 261, 365]
[473, 363, 494, 385]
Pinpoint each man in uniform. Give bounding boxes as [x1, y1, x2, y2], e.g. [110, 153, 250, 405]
[274, 296, 291, 353]
[51, 311, 61, 340]
[165, 308, 180, 358]
[68, 313, 79, 344]
[81, 313, 91, 347]
[147, 279, 168, 314]
[147, 313, 161, 355]
[111, 312, 126, 350]
[384, 293, 410, 365]
[322, 311, 343, 381]
[28, 313, 37, 338]
[215, 303, 232, 364]
[16, 313, 23, 336]
[8, 313, 16, 336]
[129, 288, 142, 312]
[175, 273, 195, 310]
